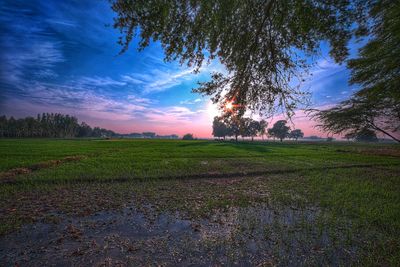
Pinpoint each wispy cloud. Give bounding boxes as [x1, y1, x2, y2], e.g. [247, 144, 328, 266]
[1, 40, 64, 84]
[122, 67, 197, 93]
[127, 95, 154, 105]
[179, 98, 203, 105]
[78, 76, 127, 87]
[122, 60, 225, 94]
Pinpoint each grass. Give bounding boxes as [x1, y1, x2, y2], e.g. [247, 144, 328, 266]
[0, 139, 399, 265]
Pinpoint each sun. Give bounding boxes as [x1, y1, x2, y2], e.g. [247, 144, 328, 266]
[225, 101, 234, 110]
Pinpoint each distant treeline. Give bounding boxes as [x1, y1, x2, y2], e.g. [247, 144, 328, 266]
[0, 113, 116, 138]
[120, 132, 179, 139]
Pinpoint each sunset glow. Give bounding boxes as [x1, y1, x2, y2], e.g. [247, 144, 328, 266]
[0, 1, 362, 138]
[225, 101, 234, 111]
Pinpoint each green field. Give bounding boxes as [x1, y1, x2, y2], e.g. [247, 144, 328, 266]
[1, 139, 399, 265]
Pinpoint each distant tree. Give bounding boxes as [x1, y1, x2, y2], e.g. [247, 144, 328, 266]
[182, 133, 194, 140]
[212, 116, 229, 140]
[77, 122, 92, 137]
[289, 129, 304, 141]
[268, 120, 290, 142]
[239, 117, 252, 140]
[170, 134, 179, 139]
[0, 113, 116, 138]
[308, 135, 321, 140]
[326, 137, 335, 142]
[248, 119, 260, 141]
[220, 111, 242, 142]
[142, 132, 156, 138]
[129, 133, 143, 138]
[344, 133, 354, 141]
[0, 115, 6, 137]
[354, 128, 378, 142]
[258, 120, 268, 140]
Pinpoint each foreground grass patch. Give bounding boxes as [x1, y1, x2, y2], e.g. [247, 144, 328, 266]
[0, 139, 399, 265]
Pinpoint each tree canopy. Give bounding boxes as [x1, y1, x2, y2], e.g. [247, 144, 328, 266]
[0, 113, 116, 138]
[267, 120, 290, 141]
[313, 0, 400, 142]
[182, 133, 195, 140]
[111, 0, 370, 116]
[289, 129, 304, 140]
[212, 116, 229, 139]
[312, 92, 399, 142]
[212, 116, 268, 141]
[348, 0, 400, 106]
[354, 128, 378, 142]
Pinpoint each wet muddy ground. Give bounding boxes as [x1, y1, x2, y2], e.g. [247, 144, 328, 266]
[0, 202, 358, 266]
[2, 140, 399, 266]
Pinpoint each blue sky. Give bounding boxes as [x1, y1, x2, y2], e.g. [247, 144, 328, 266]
[0, 0, 359, 137]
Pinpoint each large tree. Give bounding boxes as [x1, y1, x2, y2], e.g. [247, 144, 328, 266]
[111, 0, 370, 116]
[347, 0, 400, 106]
[248, 119, 261, 141]
[268, 120, 290, 142]
[259, 120, 268, 140]
[212, 116, 229, 140]
[312, 95, 400, 142]
[313, 0, 400, 142]
[289, 129, 304, 141]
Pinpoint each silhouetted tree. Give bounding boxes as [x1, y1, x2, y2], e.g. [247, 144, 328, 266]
[268, 120, 290, 142]
[0, 114, 116, 138]
[312, 97, 399, 142]
[212, 116, 229, 140]
[182, 133, 194, 140]
[247, 119, 260, 141]
[354, 128, 378, 142]
[289, 129, 304, 141]
[259, 120, 268, 140]
[344, 133, 354, 141]
[112, 0, 371, 116]
[142, 132, 156, 138]
[313, 1, 400, 142]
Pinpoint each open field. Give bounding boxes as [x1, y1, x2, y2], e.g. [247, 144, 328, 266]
[0, 139, 399, 266]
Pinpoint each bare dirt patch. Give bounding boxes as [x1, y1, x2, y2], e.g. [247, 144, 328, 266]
[205, 177, 244, 185]
[0, 155, 86, 183]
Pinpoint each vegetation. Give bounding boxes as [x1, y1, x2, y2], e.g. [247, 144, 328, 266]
[267, 120, 290, 142]
[212, 116, 305, 142]
[0, 139, 399, 265]
[111, 0, 372, 116]
[314, 0, 400, 142]
[212, 116, 267, 141]
[354, 128, 379, 142]
[289, 129, 304, 140]
[111, 0, 398, 142]
[312, 97, 400, 142]
[182, 133, 194, 140]
[0, 114, 116, 138]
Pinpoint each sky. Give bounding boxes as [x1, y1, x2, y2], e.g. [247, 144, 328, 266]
[0, 0, 361, 138]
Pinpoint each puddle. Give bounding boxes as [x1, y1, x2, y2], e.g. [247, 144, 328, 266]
[0, 204, 357, 266]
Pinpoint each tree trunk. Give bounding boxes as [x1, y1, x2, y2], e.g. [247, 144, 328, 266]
[372, 124, 400, 142]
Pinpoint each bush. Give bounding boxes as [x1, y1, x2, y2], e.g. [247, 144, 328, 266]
[182, 133, 194, 140]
